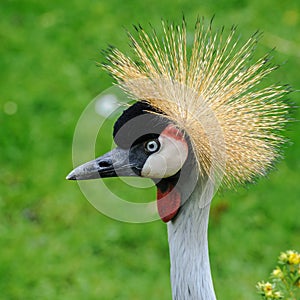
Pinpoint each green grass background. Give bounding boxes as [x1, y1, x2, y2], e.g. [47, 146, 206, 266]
[1, 0, 300, 299]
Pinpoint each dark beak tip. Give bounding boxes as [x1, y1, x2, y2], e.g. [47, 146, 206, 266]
[66, 172, 76, 180]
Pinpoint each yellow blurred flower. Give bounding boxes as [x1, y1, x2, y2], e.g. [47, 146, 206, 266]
[288, 251, 300, 265]
[273, 291, 282, 299]
[264, 282, 273, 292]
[272, 267, 283, 279]
[279, 250, 300, 265]
[279, 252, 288, 263]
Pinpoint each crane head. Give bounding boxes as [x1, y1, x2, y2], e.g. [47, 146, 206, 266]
[66, 101, 193, 222]
[67, 19, 290, 221]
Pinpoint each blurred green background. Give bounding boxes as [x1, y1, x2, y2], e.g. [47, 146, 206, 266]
[1, 0, 299, 299]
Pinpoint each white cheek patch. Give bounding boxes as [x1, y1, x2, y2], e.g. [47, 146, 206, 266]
[141, 125, 188, 178]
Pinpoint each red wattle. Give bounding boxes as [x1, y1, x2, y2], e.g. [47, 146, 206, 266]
[157, 184, 181, 223]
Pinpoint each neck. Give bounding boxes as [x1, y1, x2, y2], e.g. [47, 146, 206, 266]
[167, 178, 216, 300]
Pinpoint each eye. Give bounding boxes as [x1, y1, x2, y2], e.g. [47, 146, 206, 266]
[145, 139, 160, 153]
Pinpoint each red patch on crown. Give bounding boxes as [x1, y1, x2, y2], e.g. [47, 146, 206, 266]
[161, 124, 185, 141]
[157, 183, 181, 223]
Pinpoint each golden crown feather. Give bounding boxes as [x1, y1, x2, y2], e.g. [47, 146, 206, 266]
[103, 18, 290, 186]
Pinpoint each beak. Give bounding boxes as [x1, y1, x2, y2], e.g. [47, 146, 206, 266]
[66, 147, 138, 180]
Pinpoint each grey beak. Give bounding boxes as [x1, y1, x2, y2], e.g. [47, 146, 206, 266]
[66, 147, 138, 180]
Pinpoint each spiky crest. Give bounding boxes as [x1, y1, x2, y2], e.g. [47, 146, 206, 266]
[103, 18, 289, 186]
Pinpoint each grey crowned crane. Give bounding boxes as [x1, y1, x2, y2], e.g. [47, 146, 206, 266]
[67, 19, 289, 300]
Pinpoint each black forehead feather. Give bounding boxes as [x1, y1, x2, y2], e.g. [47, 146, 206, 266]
[113, 101, 170, 148]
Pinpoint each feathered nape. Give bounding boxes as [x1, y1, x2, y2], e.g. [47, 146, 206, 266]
[103, 18, 289, 187]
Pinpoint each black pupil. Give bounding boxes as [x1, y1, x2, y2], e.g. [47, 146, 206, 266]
[147, 140, 158, 152]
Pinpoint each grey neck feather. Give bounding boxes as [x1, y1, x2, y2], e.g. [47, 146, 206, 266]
[167, 177, 216, 300]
